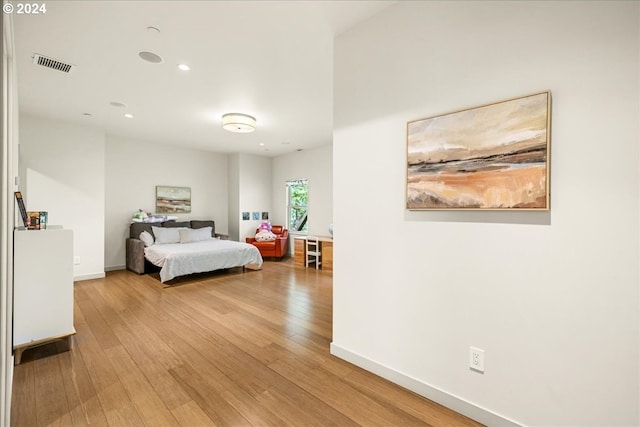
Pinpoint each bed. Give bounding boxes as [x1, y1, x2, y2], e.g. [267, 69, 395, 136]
[125, 219, 262, 283]
[145, 238, 262, 283]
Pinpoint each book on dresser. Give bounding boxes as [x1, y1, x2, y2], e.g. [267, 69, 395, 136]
[14, 192, 28, 227]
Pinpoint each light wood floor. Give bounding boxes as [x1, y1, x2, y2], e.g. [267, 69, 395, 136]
[11, 259, 483, 427]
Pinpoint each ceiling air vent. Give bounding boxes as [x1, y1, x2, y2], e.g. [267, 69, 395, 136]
[32, 53, 75, 73]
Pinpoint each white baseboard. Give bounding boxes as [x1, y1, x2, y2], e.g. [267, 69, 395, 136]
[73, 272, 106, 281]
[330, 343, 522, 427]
[104, 265, 125, 272]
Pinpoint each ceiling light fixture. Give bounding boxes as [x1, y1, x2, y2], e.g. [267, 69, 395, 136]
[177, 64, 191, 71]
[124, 113, 134, 118]
[222, 113, 256, 133]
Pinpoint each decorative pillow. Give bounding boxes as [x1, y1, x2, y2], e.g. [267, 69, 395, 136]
[152, 226, 185, 244]
[179, 227, 213, 244]
[255, 230, 277, 242]
[139, 230, 154, 247]
[258, 221, 271, 232]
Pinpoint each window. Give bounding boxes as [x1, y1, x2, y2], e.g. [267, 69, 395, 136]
[286, 179, 308, 233]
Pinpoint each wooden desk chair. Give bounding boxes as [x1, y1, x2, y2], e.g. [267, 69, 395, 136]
[305, 236, 321, 269]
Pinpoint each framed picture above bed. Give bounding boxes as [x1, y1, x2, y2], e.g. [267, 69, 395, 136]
[156, 186, 191, 213]
[406, 91, 551, 210]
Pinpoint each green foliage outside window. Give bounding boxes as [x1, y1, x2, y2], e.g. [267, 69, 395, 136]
[287, 180, 308, 232]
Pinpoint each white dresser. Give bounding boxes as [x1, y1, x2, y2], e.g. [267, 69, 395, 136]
[13, 227, 75, 364]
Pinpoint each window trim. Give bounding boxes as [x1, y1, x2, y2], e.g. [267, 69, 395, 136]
[286, 179, 308, 235]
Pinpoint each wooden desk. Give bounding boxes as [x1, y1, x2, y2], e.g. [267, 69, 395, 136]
[294, 236, 333, 272]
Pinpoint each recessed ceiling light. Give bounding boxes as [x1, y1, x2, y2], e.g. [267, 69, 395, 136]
[138, 51, 163, 64]
[259, 143, 265, 146]
[124, 113, 134, 118]
[83, 112, 92, 117]
[110, 101, 126, 108]
[177, 64, 190, 71]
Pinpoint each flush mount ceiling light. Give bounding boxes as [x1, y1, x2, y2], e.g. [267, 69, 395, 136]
[177, 63, 191, 71]
[222, 113, 256, 133]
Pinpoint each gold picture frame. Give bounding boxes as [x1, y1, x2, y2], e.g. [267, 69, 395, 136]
[406, 91, 551, 210]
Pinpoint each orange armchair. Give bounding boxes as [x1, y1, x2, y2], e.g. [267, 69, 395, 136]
[246, 225, 289, 259]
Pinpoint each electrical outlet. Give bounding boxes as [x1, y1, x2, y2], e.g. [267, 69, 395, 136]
[469, 347, 485, 373]
[74, 256, 80, 265]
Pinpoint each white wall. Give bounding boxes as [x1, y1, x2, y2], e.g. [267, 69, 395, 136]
[229, 147, 334, 248]
[1, 11, 19, 424]
[333, 2, 639, 427]
[238, 154, 272, 241]
[272, 144, 333, 240]
[228, 154, 240, 241]
[227, 153, 272, 242]
[105, 135, 229, 269]
[19, 114, 105, 281]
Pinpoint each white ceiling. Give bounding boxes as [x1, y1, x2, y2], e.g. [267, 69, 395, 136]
[12, 0, 394, 156]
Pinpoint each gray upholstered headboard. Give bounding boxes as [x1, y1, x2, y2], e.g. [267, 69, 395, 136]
[129, 222, 154, 239]
[190, 220, 215, 233]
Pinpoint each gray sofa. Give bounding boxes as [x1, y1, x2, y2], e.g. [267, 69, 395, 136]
[126, 220, 229, 274]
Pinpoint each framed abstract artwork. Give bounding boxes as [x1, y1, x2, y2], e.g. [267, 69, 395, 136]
[406, 91, 551, 210]
[156, 186, 191, 213]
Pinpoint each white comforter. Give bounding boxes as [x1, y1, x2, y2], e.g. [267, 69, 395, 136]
[144, 239, 263, 283]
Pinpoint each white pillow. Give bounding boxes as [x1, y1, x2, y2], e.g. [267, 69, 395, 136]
[152, 226, 186, 244]
[179, 227, 212, 243]
[139, 230, 154, 247]
[255, 230, 277, 242]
